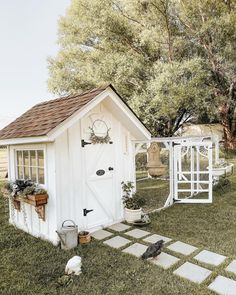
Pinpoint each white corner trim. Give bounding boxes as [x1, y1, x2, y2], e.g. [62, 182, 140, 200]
[0, 136, 53, 146]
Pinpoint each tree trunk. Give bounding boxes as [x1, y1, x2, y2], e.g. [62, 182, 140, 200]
[219, 104, 236, 150]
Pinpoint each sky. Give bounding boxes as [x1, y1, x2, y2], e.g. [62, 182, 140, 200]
[0, 0, 71, 129]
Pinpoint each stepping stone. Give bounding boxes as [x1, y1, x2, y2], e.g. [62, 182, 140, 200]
[173, 262, 212, 284]
[194, 250, 227, 266]
[108, 223, 131, 232]
[208, 275, 236, 295]
[226, 260, 236, 275]
[143, 234, 172, 244]
[125, 229, 150, 239]
[103, 236, 131, 249]
[150, 252, 180, 269]
[91, 229, 113, 240]
[122, 243, 148, 257]
[167, 241, 197, 256]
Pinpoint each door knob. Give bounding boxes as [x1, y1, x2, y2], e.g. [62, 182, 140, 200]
[108, 167, 114, 171]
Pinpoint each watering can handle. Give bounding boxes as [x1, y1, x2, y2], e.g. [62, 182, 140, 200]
[62, 220, 76, 228]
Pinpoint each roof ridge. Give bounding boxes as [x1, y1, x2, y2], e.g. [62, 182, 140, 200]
[34, 84, 110, 108]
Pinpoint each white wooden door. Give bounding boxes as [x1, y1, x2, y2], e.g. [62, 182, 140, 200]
[173, 141, 213, 203]
[81, 111, 116, 229]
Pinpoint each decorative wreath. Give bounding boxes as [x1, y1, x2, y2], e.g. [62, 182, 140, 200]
[89, 119, 111, 144]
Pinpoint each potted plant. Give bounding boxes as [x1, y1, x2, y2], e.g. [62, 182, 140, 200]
[121, 181, 145, 223]
[22, 186, 48, 206]
[78, 231, 91, 245]
[4, 180, 49, 219]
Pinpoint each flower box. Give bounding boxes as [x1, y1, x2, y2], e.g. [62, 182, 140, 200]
[25, 194, 48, 206]
[14, 194, 48, 221]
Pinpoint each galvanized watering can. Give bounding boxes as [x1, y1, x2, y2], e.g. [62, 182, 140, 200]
[56, 220, 78, 250]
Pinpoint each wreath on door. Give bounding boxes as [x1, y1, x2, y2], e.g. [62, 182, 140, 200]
[89, 119, 111, 144]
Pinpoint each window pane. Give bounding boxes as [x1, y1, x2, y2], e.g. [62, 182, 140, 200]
[17, 151, 23, 165]
[24, 166, 30, 179]
[17, 166, 23, 179]
[23, 151, 29, 166]
[30, 151, 36, 166]
[37, 150, 44, 167]
[38, 168, 45, 184]
[30, 167, 37, 182]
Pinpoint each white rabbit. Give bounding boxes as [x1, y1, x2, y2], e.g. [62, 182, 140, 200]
[65, 256, 82, 276]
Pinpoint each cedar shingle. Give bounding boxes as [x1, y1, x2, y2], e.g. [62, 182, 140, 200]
[0, 85, 108, 140]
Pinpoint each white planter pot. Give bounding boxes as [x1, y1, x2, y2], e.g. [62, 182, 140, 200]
[124, 208, 142, 223]
[212, 167, 226, 177]
[225, 163, 234, 174]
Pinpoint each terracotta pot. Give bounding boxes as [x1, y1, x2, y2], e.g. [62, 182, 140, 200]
[124, 208, 142, 223]
[78, 231, 91, 245]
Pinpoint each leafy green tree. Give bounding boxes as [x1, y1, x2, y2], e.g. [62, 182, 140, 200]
[48, 0, 236, 148]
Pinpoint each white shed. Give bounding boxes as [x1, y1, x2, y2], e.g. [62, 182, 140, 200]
[0, 85, 151, 245]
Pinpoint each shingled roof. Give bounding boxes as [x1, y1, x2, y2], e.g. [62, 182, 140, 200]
[0, 85, 109, 140]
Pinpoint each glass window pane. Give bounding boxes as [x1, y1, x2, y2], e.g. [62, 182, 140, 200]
[38, 168, 45, 184]
[17, 151, 23, 166]
[37, 150, 44, 167]
[30, 151, 36, 166]
[23, 151, 29, 166]
[30, 167, 37, 182]
[17, 166, 23, 179]
[24, 166, 30, 179]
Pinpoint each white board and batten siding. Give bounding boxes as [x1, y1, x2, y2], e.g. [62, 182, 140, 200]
[55, 101, 136, 233]
[7, 143, 58, 244]
[3, 87, 151, 245]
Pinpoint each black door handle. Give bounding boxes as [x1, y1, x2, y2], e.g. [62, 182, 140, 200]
[108, 167, 114, 171]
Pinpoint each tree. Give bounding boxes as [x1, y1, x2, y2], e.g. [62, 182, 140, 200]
[48, 0, 236, 147]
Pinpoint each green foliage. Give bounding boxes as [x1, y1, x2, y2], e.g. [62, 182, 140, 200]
[22, 186, 35, 197]
[121, 181, 145, 209]
[48, 0, 236, 138]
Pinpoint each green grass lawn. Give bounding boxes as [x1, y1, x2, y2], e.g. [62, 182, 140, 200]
[0, 159, 236, 294]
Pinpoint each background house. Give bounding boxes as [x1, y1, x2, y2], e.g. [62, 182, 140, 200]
[179, 123, 224, 142]
[0, 85, 150, 244]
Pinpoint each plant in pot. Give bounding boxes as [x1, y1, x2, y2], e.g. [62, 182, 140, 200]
[121, 181, 145, 223]
[78, 231, 91, 245]
[22, 185, 48, 206]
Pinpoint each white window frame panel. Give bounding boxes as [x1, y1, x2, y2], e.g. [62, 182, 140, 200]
[14, 145, 47, 187]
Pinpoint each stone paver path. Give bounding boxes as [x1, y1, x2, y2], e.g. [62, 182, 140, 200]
[226, 259, 236, 275]
[167, 241, 198, 256]
[194, 250, 227, 266]
[208, 275, 236, 295]
[150, 252, 180, 269]
[125, 229, 150, 239]
[108, 223, 131, 232]
[91, 229, 113, 240]
[103, 236, 131, 249]
[143, 234, 172, 244]
[94, 223, 236, 292]
[174, 262, 212, 284]
[122, 243, 148, 257]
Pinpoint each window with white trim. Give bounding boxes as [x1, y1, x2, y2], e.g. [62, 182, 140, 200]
[16, 150, 45, 184]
